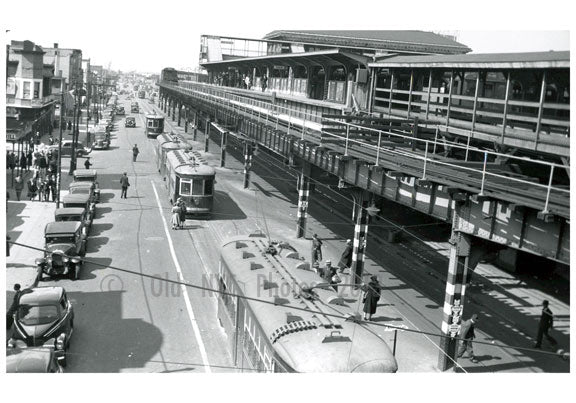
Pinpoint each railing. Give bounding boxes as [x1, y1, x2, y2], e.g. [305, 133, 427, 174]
[161, 81, 570, 216]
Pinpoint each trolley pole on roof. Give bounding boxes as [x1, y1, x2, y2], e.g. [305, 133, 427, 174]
[220, 131, 228, 168]
[243, 141, 253, 189]
[204, 120, 211, 152]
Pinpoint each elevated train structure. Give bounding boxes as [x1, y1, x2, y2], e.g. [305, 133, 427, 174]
[157, 31, 570, 370]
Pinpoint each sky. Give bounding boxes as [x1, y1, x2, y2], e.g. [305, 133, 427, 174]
[1, 0, 572, 74]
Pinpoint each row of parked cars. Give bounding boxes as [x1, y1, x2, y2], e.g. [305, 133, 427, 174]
[6, 168, 102, 372]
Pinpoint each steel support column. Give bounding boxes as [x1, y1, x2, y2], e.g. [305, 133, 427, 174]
[177, 104, 182, 126]
[193, 113, 198, 141]
[438, 203, 472, 372]
[205, 119, 210, 152]
[350, 194, 370, 285]
[296, 166, 311, 238]
[243, 142, 253, 189]
[184, 107, 189, 133]
[220, 131, 228, 167]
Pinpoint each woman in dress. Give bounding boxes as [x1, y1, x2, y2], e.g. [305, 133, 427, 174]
[171, 203, 181, 230]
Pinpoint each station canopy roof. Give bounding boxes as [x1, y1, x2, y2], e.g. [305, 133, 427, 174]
[263, 30, 472, 54]
[200, 48, 370, 70]
[369, 51, 570, 69]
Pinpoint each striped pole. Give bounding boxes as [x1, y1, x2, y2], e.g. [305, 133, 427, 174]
[184, 108, 188, 133]
[204, 120, 210, 152]
[243, 142, 253, 189]
[437, 205, 471, 371]
[220, 131, 228, 168]
[350, 198, 369, 285]
[296, 171, 310, 238]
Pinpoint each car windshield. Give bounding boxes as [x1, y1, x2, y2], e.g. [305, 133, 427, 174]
[70, 188, 90, 194]
[18, 304, 59, 326]
[57, 215, 82, 222]
[75, 177, 95, 182]
[46, 236, 75, 244]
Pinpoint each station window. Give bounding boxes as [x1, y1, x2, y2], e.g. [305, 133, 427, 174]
[180, 179, 192, 196]
[33, 82, 40, 99]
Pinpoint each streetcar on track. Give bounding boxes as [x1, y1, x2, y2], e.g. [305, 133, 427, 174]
[145, 114, 165, 138]
[216, 233, 398, 373]
[165, 149, 215, 217]
[156, 132, 191, 176]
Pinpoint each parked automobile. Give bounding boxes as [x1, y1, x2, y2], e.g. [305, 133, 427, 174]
[7, 286, 74, 367]
[68, 181, 99, 204]
[36, 222, 86, 280]
[6, 347, 64, 373]
[125, 116, 136, 128]
[55, 207, 92, 232]
[92, 133, 110, 150]
[50, 140, 90, 157]
[62, 193, 95, 223]
[72, 169, 101, 201]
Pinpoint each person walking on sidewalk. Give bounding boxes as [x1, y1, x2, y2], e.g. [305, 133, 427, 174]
[120, 172, 130, 199]
[361, 275, 382, 321]
[457, 314, 479, 363]
[21, 152, 28, 173]
[27, 178, 37, 201]
[177, 198, 187, 229]
[132, 144, 140, 162]
[26, 150, 32, 170]
[311, 233, 323, 264]
[171, 203, 181, 230]
[14, 176, 24, 201]
[45, 176, 55, 202]
[534, 300, 558, 348]
[37, 152, 47, 180]
[338, 239, 353, 273]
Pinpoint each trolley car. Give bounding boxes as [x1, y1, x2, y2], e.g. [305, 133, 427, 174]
[145, 114, 165, 138]
[216, 233, 398, 373]
[165, 149, 215, 216]
[156, 133, 191, 175]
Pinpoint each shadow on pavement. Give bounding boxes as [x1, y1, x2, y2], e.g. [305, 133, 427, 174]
[81, 257, 113, 280]
[86, 236, 109, 253]
[89, 223, 114, 237]
[212, 190, 247, 221]
[66, 290, 164, 372]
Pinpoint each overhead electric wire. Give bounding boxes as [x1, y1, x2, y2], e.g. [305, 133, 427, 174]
[7, 240, 569, 360]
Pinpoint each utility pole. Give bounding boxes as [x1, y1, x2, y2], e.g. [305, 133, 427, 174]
[56, 91, 64, 207]
[69, 83, 78, 175]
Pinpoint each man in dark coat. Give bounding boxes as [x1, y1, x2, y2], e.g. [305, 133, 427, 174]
[338, 239, 353, 273]
[361, 275, 382, 321]
[21, 152, 28, 172]
[177, 198, 187, 229]
[84, 157, 93, 170]
[120, 172, 130, 199]
[132, 144, 140, 162]
[534, 300, 557, 348]
[457, 314, 479, 363]
[311, 234, 323, 264]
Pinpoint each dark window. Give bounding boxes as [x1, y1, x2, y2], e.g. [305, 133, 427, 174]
[204, 179, 213, 195]
[192, 179, 203, 195]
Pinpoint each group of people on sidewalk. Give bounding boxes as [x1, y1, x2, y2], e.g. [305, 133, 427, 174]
[8, 148, 60, 202]
[171, 198, 187, 229]
[310, 233, 562, 364]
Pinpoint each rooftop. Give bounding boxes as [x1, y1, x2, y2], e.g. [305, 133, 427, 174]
[370, 50, 570, 68]
[264, 30, 471, 54]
